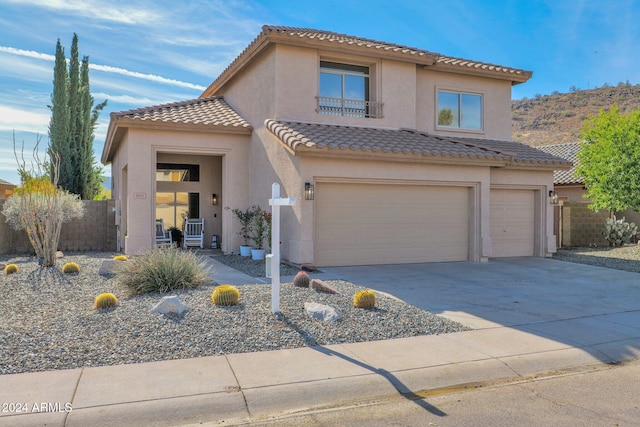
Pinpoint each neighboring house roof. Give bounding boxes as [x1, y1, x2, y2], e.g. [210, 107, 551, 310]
[266, 120, 571, 169]
[0, 179, 14, 186]
[102, 97, 252, 163]
[202, 25, 532, 96]
[536, 142, 582, 184]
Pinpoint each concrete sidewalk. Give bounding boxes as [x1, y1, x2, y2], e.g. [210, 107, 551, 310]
[1, 257, 639, 426]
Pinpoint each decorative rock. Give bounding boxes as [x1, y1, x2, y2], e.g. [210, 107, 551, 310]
[151, 296, 189, 316]
[0, 263, 5, 271]
[304, 302, 342, 322]
[56, 251, 64, 258]
[98, 260, 125, 277]
[311, 279, 340, 294]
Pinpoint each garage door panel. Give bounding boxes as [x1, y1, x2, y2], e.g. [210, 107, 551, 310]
[315, 183, 469, 266]
[490, 189, 535, 257]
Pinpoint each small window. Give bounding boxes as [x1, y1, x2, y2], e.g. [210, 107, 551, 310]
[437, 90, 483, 130]
[156, 163, 199, 182]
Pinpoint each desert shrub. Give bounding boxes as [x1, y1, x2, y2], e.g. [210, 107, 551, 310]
[112, 255, 128, 261]
[61, 262, 80, 273]
[292, 270, 310, 287]
[94, 293, 118, 309]
[2, 177, 85, 267]
[115, 246, 210, 295]
[211, 285, 240, 306]
[603, 215, 638, 246]
[353, 289, 376, 309]
[4, 264, 19, 275]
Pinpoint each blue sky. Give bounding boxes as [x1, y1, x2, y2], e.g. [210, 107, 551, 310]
[1, 0, 639, 185]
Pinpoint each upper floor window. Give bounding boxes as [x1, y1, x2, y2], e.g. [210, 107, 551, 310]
[437, 90, 483, 130]
[317, 61, 382, 118]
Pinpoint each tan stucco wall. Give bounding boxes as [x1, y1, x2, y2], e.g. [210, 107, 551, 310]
[112, 127, 251, 254]
[222, 44, 513, 138]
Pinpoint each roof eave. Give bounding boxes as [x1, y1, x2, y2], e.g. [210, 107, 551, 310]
[425, 63, 532, 84]
[291, 145, 512, 167]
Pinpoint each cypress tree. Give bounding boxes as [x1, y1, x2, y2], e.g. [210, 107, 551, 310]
[48, 39, 70, 186]
[48, 33, 107, 199]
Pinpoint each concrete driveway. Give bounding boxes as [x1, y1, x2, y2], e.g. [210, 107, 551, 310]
[321, 257, 640, 363]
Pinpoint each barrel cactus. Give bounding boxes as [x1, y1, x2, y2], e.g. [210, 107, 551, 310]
[293, 270, 310, 288]
[4, 264, 18, 275]
[62, 262, 80, 274]
[211, 285, 240, 306]
[94, 293, 118, 309]
[353, 289, 376, 309]
[113, 255, 128, 261]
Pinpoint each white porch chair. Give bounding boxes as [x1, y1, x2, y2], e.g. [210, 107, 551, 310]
[155, 219, 173, 247]
[183, 218, 204, 248]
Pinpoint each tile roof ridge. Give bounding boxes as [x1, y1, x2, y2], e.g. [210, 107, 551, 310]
[112, 96, 226, 117]
[262, 25, 438, 56]
[436, 54, 532, 76]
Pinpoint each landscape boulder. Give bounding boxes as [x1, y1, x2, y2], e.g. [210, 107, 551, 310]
[311, 279, 340, 294]
[304, 302, 342, 322]
[98, 260, 125, 277]
[151, 295, 189, 316]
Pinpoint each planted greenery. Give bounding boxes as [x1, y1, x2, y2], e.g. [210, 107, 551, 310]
[353, 289, 376, 309]
[62, 262, 80, 274]
[94, 293, 118, 309]
[112, 255, 128, 261]
[115, 246, 210, 295]
[292, 270, 310, 288]
[4, 264, 19, 275]
[211, 285, 240, 306]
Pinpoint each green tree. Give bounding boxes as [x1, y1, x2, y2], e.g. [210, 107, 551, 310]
[48, 39, 70, 187]
[576, 105, 640, 212]
[438, 108, 454, 126]
[48, 33, 107, 199]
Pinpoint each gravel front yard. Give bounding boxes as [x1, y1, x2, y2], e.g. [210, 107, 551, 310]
[0, 251, 469, 375]
[554, 245, 640, 273]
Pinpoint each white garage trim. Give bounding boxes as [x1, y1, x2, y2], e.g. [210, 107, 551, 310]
[314, 181, 473, 266]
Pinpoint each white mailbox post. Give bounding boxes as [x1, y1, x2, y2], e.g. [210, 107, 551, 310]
[268, 183, 295, 313]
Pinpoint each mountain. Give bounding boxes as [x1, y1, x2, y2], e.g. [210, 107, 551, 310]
[511, 84, 640, 147]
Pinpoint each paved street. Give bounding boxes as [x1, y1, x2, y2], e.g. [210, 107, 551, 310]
[243, 359, 640, 426]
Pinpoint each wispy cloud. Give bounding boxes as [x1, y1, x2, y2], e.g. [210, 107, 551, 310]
[4, 0, 162, 25]
[0, 45, 205, 90]
[0, 106, 49, 133]
[90, 64, 206, 91]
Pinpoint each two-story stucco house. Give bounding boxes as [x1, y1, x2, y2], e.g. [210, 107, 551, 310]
[101, 25, 570, 266]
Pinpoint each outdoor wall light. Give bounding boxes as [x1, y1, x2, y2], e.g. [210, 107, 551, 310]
[304, 183, 315, 200]
[211, 194, 218, 205]
[548, 190, 558, 205]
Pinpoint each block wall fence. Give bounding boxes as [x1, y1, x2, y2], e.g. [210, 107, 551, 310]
[0, 199, 117, 255]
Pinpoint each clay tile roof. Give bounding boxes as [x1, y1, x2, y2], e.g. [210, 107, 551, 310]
[265, 120, 570, 168]
[111, 96, 252, 130]
[537, 142, 582, 184]
[264, 25, 436, 59]
[204, 25, 531, 96]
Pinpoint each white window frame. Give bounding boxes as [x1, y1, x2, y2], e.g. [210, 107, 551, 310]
[436, 89, 484, 132]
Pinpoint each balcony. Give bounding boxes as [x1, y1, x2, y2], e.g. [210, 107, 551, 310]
[316, 96, 384, 119]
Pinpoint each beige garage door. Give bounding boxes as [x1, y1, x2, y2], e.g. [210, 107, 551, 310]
[315, 183, 469, 266]
[490, 189, 535, 257]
